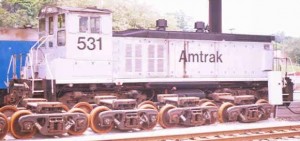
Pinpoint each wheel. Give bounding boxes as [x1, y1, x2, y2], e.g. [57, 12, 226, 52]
[73, 102, 93, 114]
[0, 105, 18, 118]
[0, 105, 18, 132]
[158, 104, 176, 128]
[200, 102, 217, 124]
[139, 104, 158, 130]
[255, 99, 270, 120]
[90, 106, 113, 133]
[256, 99, 269, 104]
[139, 104, 157, 111]
[137, 101, 158, 111]
[0, 113, 8, 140]
[10, 110, 36, 139]
[198, 99, 210, 106]
[201, 101, 217, 107]
[61, 104, 70, 112]
[218, 102, 234, 123]
[67, 108, 89, 135]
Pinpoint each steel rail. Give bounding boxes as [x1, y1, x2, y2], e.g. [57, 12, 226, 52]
[114, 125, 300, 141]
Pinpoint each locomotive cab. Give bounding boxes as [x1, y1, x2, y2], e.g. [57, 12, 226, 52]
[27, 6, 113, 83]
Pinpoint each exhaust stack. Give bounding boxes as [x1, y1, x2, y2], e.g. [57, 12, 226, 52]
[209, 0, 222, 33]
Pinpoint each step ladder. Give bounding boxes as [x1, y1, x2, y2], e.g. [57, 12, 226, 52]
[273, 57, 296, 103]
[27, 35, 55, 99]
[30, 78, 45, 98]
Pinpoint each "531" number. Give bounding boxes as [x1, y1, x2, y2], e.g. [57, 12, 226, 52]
[77, 37, 102, 50]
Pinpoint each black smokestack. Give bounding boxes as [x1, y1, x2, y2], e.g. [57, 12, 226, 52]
[209, 0, 222, 33]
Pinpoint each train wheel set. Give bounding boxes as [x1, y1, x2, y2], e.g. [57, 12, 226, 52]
[0, 92, 273, 139]
[0, 98, 89, 139]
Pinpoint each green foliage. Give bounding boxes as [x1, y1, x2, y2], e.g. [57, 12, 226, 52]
[102, 0, 193, 31]
[0, 0, 191, 31]
[102, 0, 160, 31]
[158, 14, 179, 31]
[166, 10, 193, 31]
[55, 0, 99, 8]
[0, 0, 47, 27]
[287, 64, 300, 73]
[282, 37, 300, 64]
[0, 0, 99, 28]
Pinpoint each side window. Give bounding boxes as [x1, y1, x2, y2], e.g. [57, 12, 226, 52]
[39, 18, 45, 32]
[39, 18, 46, 47]
[57, 30, 66, 46]
[57, 14, 66, 47]
[49, 17, 54, 35]
[90, 17, 100, 33]
[58, 14, 65, 28]
[79, 17, 88, 33]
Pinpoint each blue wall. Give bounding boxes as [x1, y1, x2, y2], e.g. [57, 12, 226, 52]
[0, 41, 34, 89]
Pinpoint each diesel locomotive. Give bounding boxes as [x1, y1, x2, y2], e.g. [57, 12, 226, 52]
[0, 5, 296, 139]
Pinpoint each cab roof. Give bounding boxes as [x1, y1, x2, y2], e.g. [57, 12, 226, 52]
[39, 6, 111, 17]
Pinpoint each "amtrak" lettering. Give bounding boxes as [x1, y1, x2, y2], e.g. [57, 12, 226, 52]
[179, 50, 223, 63]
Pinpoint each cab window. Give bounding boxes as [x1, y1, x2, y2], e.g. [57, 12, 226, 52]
[79, 16, 88, 33]
[39, 18, 45, 32]
[38, 18, 46, 47]
[57, 30, 66, 46]
[58, 14, 65, 28]
[90, 17, 100, 33]
[49, 17, 54, 35]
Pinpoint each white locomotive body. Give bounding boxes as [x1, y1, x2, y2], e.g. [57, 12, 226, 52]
[6, 6, 288, 107]
[28, 6, 114, 84]
[29, 6, 273, 84]
[112, 37, 273, 83]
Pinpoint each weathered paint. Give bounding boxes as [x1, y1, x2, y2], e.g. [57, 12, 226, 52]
[0, 41, 35, 89]
[0, 28, 38, 89]
[0, 28, 38, 41]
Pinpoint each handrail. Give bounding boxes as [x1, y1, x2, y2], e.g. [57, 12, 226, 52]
[6, 35, 52, 94]
[6, 55, 14, 92]
[29, 36, 46, 80]
[287, 57, 296, 76]
[45, 54, 54, 95]
[29, 35, 52, 94]
[29, 35, 52, 78]
[273, 57, 296, 77]
[35, 36, 53, 69]
[12, 54, 17, 79]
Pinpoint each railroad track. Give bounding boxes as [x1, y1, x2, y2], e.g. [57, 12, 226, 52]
[5, 120, 300, 141]
[116, 125, 300, 141]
